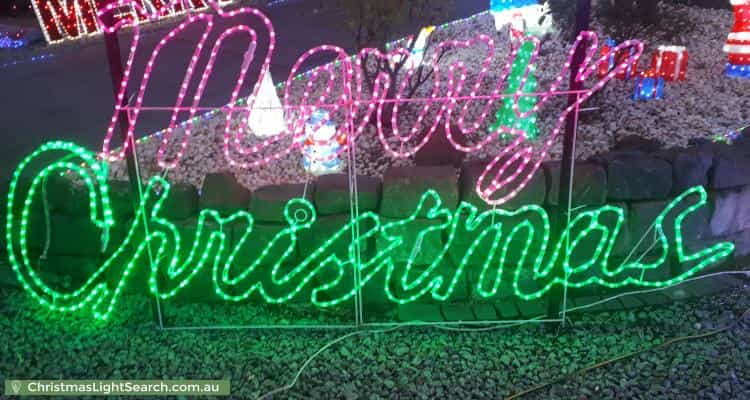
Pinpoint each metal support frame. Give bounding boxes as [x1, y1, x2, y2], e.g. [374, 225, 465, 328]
[548, 0, 592, 323]
[101, 1, 163, 328]
[94, 2, 592, 330]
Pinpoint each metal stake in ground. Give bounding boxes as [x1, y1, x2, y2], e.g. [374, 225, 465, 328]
[548, 0, 592, 325]
[101, 2, 163, 328]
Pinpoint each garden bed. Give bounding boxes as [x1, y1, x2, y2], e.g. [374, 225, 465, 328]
[1, 282, 749, 398]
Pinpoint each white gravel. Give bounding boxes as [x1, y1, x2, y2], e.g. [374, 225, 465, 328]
[109, 3, 749, 190]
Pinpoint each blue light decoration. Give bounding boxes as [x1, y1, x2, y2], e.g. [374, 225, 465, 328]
[726, 63, 750, 78]
[633, 72, 664, 101]
[0, 31, 27, 49]
[712, 126, 746, 144]
[0, 53, 53, 70]
[490, 0, 538, 12]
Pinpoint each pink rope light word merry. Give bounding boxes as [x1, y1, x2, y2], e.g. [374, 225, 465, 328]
[98, 0, 642, 207]
[467, 34, 643, 205]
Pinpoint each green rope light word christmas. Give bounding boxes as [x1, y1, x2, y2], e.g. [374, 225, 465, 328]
[7, 142, 735, 320]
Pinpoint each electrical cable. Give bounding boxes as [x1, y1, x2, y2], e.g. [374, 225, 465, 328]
[346, 116, 364, 325]
[562, 270, 750, 314]
[38, 153, 82, 262]
[256, 269, 749, 399]
[434, 316, 545, 332]
[256, 317, 551, 400]
[40, 172, 51, 261]
[128, 105, 165, 330]
[256, 324, 405, 400]
[505, 306, 750, 399]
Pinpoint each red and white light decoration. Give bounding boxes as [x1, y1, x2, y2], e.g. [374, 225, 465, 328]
[615, 46, 640, 80]
[597, 39, 640, 80]
[650, 45, 688, 81]
[30, 0, 233, 43]
[509, 10, 525, 49]
[725, 0, 750, 78]
[99, 0, 642, 207]
[597, 38, 617, 78]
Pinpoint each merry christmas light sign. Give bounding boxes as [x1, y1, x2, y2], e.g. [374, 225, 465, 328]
[7, 1, 728, 322]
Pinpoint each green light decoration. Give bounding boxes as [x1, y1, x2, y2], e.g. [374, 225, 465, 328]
[7, 142, 735, 320]
[489, 40, 540, 141]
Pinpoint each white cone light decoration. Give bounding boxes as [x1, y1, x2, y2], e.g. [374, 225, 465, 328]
[247, 73, 286, 137]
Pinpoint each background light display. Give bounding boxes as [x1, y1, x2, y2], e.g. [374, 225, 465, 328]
[725, 0, 750, 78]
[633, 70, 664, 101]
[650, 45, 688, 81]
[597, 38, 617, 77]
[30, 0, 234, 43]
[489, 0, 539, 32]
[0, 29, 28, 48]
[616, 45, 640, 80]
